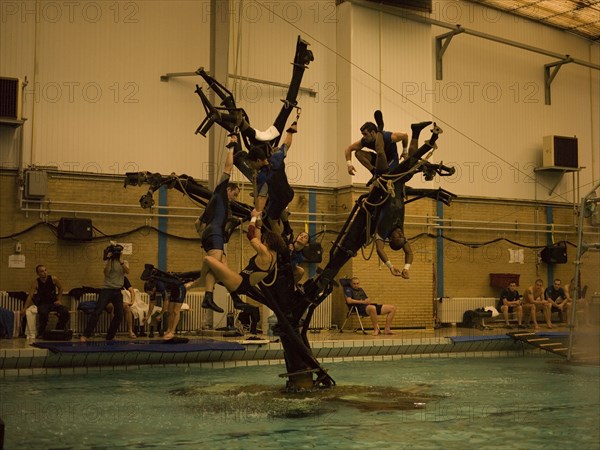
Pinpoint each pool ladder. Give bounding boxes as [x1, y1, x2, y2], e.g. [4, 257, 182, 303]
[507, 332, 595, 362]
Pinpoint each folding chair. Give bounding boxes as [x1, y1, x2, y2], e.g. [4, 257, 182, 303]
[339, 278, 367, 334]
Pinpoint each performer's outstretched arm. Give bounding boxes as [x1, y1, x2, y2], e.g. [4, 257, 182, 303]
[344, 140, 364, 175]
[283, 122, 297, 149]
[375, 239, 403, 277]
[223, 135, 236, 174]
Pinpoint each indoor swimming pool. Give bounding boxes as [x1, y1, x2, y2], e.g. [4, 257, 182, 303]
[1, 356, 599, 449]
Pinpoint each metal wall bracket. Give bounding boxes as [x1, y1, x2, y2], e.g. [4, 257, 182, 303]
[160, 70, 317, 97]
[534, 166, 579, 195]
[435, 26, 464, 80]
[544, 56, 574, 105]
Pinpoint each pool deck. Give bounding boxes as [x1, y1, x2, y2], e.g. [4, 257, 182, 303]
[1, 323, 598, 377]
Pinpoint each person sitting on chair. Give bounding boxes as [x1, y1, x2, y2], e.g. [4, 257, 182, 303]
[545, 278, 572, 325]
[344, 277, 396, 336]
[523, 279, 552, 329]
[143, 278, 169, 337]
[497, 281, 526, 329]
[22, 264, 69, 340]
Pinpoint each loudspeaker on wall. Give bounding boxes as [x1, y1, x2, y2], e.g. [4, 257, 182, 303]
[58, 218, 93, 241]
[540, 242, 567, 264]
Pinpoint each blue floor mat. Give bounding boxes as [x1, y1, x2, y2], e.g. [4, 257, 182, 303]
[449, 335, 512, 343]
[33, 338, 245, 353]
[537, 332, 569, 338]
[450, 331, 570, 344]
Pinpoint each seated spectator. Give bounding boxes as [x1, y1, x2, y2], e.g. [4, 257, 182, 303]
[497, 281, 526, 329]
[545, 278, 572, 325]
[344, 277, 396, 336]
[164, 282, 192, 341]
[22, 265, 69, 339]
[523, 279, 552, 330]
[122, 277, 147, 339]
[143, 279, 169, 337]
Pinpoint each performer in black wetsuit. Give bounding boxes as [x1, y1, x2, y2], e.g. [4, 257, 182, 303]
[344, 109, 432, 181]
[203, 210, 288, 299]
[197, 135, 241, 314]
[247, 121, 298, 237]
[374, 182, 415, 278]
[372, 111, 441, 277]
[195, 36, 313, 153]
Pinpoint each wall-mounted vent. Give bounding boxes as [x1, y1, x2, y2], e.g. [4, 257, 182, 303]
[0, 77, 23, 120]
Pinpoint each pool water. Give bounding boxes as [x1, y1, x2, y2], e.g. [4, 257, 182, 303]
[1, 357, 599, 449]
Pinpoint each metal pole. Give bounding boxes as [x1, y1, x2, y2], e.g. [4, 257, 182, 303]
[209, 0, 230, 190]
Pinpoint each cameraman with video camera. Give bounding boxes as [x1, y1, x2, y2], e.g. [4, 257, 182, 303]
[80, 242, 129, 342]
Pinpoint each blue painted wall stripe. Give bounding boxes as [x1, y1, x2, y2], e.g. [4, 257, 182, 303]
[158, 186, 168, 271]
[308, 189, 317, 277]
[436, 200, 444, 298]
[545, 205, 553, 284]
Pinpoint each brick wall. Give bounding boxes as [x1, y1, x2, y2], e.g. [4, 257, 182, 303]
[2, 171, 598, 328]
[441, 199, 599, 301]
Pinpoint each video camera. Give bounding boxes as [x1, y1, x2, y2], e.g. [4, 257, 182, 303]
[103, 242, 124, 261]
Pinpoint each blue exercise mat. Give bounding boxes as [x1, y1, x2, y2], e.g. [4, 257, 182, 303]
[450, 331, 570, 344]
[33, 338, 245, 353]
[449, 335, 512, 344]
[536, 332, 568, 338]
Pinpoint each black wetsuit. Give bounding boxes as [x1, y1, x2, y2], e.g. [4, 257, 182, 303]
[201, 173, 232, 251]
[237, 254, 276, 295]
[376, 182, 405, 240]
[256, 144, 294, 221]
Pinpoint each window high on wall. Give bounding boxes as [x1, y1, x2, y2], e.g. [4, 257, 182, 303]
[337, 0, 432, 14]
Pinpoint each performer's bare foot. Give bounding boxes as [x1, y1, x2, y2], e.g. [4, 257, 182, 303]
[129, 333, 137, 339]
[163, 332, 175, 340]
[373, 327, 380, 336]
[384, 329, 394, 335]
[546, 323, 554, 329]
[79, 336, 87, 343]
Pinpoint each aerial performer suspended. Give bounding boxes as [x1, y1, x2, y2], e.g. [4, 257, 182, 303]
[126, 36, 457, 391]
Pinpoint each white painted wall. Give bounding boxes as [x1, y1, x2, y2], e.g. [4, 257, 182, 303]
[343, 0, 599, 202]
[226, 0, 338, 188]
[1, 1, 213, 176]
[341, 4, 433, 186]
[428, 0, 599, 203]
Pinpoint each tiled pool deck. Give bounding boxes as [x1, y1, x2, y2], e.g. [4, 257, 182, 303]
[1, 324, 597, 377]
